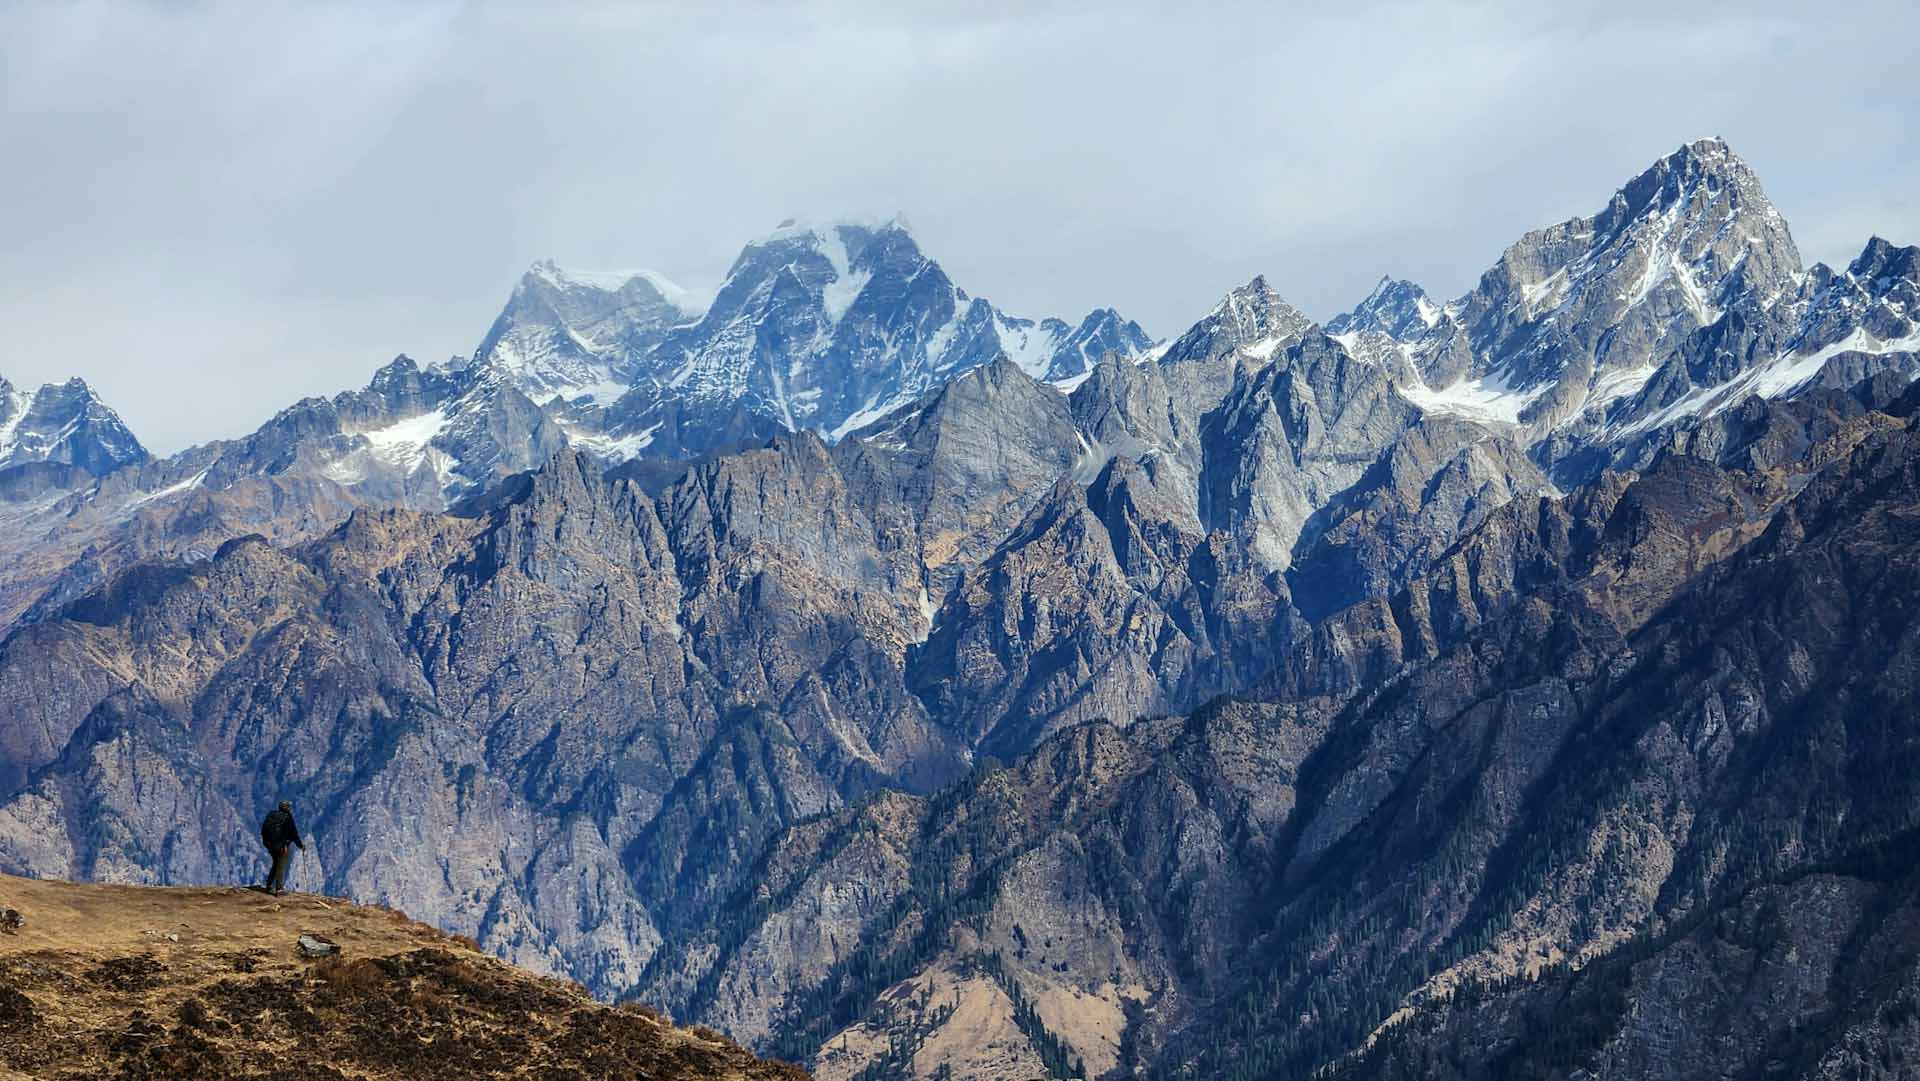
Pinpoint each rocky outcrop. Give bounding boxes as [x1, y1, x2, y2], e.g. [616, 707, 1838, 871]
[835, 356, 1087, 588]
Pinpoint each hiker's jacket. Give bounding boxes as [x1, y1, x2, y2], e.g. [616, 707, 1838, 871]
[261, 809, 304, 851]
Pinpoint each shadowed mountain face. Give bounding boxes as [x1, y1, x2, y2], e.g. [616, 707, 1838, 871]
[5, 141, 1920, 1079]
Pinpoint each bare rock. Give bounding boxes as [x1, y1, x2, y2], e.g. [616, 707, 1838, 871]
[296, 934, 340, 959]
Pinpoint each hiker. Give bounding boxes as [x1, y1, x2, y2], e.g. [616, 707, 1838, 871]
[260, 800, 305, 895]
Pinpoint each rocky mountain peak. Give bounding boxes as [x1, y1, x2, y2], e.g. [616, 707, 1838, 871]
[473, 258, 699, 403]
[365, 354, 426, 392]
[710, 217, 927, 328]
[1224, 274, 1310, 333]
[1160, 274, 1317, 367]
[731, 217, 925, 294]
[1410, 138, 1805, 440]
[1327, 275, 1442, 341]
[1612, 138, 1795, 273]
[1476, 137, 1798, 344]
[768, 212, 915, 238]
[1040, 308, 1153, 385]
[848, 353, 1052, 444]
[1784, 234, 1920, 359]
[1848, 234, 1920, 285]
[520, 258, 706, 317]
[1604, 136, 1768, 219]
[0, 375, 148, 477]
[1223, 273, 1280, 310]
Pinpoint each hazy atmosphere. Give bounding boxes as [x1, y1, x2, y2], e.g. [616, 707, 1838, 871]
[4, 0, 1916, 452]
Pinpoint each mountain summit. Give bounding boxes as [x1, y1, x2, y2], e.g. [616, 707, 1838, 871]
[1326, 276, 1442, 340]
[591, 217, 1153, 446]
[1421, 136, 1802, 430]
[433, 218, 1157, 466]
[0, 377, 147, 476]
[472, 259, 706, 403]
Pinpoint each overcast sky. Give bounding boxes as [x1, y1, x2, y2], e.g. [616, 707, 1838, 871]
[3, 1, 1916, 453]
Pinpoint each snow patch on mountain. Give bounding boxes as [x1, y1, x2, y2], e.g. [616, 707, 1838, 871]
[1049, 369, 1096, 394]
[1588, 361, 1660, 410]
[1396, 370, 1548, 425]
[1754, 328, 1920, 397]
[994, 316, 1063, 379]
[831, 392, 919, 441]
[1607, 326, 1920, 441]
[319, 409, 460, 489]
[569, 422, 663, 459]
[360, 409, 451, 456]
[912, 585, 939, 645]
[1242, 335, 1289, 361]
[0, 386, 33, 460]
[123, 467, 210, 510]
[813, 226, 870, 323]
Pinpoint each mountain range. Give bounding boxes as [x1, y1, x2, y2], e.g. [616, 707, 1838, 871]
[0, 215, 1150, 631]
[1, 137, 1917, 1079]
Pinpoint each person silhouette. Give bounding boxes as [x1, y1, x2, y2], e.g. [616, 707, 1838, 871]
[259, 800, 305, 895]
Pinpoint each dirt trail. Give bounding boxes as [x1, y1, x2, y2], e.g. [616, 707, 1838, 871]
[0, 873, 807, 1080]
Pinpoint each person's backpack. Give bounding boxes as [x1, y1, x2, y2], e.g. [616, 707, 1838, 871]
[261, 809, 291, 848]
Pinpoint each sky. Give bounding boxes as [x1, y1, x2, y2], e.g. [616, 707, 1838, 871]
[2, 1, 1916, 453]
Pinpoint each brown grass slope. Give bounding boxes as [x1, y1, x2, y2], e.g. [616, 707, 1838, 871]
[0, 873, 807, 1080]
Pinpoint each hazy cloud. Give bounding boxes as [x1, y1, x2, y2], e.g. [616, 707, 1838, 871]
[3, 0, 1915, 451]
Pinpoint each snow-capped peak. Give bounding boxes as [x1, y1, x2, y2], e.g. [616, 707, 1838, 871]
[1416, 136, 1805, 439]
[1328, 276, 1441, 341]
[759, 213, 915, 243]
[718, 216, 929, 328]
[527, 259, 709, 318]
[1847, 235, 1920, 285]
[0, 375, 148, 475]
[1157, 275, 1317, 368]
[1596, 136, 1785, 245]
